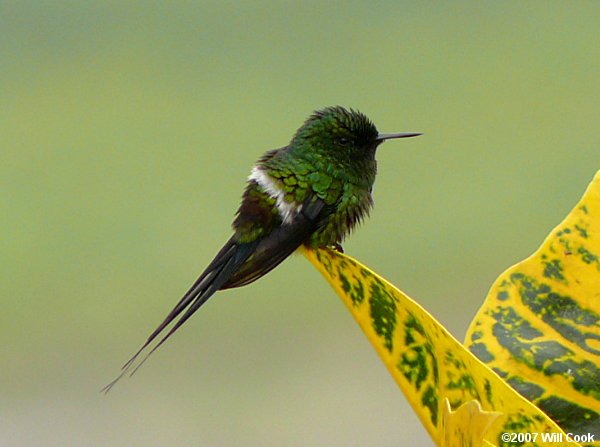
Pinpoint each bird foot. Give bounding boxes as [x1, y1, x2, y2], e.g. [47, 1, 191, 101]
[331, 243, 344, 253]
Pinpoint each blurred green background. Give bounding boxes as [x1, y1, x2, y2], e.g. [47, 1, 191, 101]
[2, 1, 599, 446]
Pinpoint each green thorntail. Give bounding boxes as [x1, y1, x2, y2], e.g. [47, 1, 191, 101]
[104, 106, 420, 390]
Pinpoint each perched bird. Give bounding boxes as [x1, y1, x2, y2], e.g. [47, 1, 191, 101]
[103, 106, 420, 391]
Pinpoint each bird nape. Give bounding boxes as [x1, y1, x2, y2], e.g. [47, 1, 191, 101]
[102, 106, 421, 392]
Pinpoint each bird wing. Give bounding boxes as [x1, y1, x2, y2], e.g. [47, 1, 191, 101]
[223, 197, 327, 288]
[103, 197, 329, 392]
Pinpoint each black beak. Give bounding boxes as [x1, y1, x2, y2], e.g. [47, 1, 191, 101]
[376, 132, 422, 142]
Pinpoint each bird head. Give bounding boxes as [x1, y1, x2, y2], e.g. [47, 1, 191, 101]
[291, 106, 420, 160]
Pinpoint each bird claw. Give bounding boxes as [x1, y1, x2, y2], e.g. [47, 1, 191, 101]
[332, 243, 344, 253]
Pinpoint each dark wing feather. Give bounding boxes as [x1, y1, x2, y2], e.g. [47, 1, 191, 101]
[223, 198, 326, 288]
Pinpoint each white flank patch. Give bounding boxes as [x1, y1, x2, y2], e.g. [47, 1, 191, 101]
[248, 166, 301, 224]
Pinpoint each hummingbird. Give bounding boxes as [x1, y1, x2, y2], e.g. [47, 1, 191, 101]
[103, 106, 420, 391]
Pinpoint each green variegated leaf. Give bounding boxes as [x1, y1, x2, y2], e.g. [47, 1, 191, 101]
[303, 247, 580, 447]
[466, 171, 600, 444]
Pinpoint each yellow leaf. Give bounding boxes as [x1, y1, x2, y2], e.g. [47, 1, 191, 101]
[302, 248, 581, 446]
[466, 171, 600, 444]
[441, 398, 501, 447]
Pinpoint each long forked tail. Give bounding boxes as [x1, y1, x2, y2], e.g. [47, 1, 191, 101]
[101, 237, 258, 393]
[102, 197, 327, 393]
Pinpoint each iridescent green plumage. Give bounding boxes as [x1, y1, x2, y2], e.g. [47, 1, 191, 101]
[103, 106, 420, 391]
[235, 106, 381, 247]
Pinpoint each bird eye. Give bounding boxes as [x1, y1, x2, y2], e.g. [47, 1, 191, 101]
[338, 137, 350, 146]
